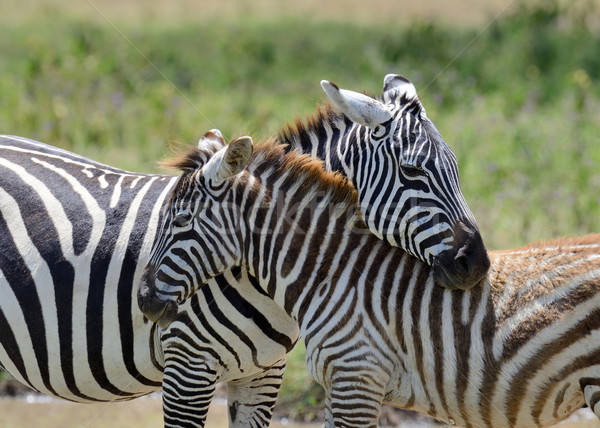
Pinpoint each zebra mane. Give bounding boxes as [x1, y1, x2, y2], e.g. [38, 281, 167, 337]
[160, 141, 221, 172]
[162, 137, 360, 221]
[278, 102, 344, 148]
[248, 138, 360, 216]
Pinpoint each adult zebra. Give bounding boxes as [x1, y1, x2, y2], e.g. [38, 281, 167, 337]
[139, 135, 600, 428]
[1, 75, 487, 425]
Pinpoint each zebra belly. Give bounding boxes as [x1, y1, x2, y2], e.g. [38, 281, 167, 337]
[0, 287, 162, 402]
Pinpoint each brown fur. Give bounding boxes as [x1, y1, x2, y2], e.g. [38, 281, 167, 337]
[250, 137, 358, 209]
[491, 233, 600, 256]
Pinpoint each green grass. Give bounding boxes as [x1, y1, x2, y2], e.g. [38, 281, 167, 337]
[1, 0, 600, 416]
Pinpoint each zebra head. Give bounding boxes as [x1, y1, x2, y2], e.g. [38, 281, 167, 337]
[321, 74, 490, 290]
[138, 131, 253, 328]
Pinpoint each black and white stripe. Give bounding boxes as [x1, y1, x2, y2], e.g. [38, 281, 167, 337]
[0, 135, 172, 402]
[140, 136, 600, 428]
[2, 74, 488, 427]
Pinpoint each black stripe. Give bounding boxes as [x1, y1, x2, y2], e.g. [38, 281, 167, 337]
[0, 210, 57, 397]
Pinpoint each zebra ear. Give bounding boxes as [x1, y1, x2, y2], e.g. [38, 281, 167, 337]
[198, 128, 226, 151]
[382, 74, 426, 116]
[383, 74, 418, 99]
[321, 80, 392, 129]
[216, 136, 253, 181]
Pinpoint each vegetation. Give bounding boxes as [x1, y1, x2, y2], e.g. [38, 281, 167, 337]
[1, 0, 599, 422]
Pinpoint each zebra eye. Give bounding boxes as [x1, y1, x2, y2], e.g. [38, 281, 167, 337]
[372, 125, 386, 138]
[172, 212, 193, 227]
[401, 164, 426, 178]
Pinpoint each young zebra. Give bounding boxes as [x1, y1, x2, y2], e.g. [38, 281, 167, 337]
[139, 135, 600, 428]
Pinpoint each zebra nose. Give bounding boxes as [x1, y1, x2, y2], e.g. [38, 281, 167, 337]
[453, 237, 489, 277]
[455, 220, 490, 275]
[137, 268, 179, 328]
[138, 288, 179, 328]
[455, 251, 470, 275]
[433, 220, 490, 290]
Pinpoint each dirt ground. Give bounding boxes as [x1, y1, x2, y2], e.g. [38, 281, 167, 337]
[0, 394, 322, 428]
[0, 392, 598, 428]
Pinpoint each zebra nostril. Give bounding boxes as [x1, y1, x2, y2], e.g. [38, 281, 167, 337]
[455, 252, 470, 275]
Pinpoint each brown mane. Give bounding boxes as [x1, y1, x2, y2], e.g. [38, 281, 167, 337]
[161, 135, 359, 216]
[249, 137, 358, 211]
[161, 133, 225, 172]
[161, 149, 204, 172]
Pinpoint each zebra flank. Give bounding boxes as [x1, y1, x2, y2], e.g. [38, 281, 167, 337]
[0, 135, 173, 401]
[141, 135, 600, 428]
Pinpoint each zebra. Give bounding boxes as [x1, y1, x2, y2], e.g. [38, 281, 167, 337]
[1, 74, 487, 426]
[139, 135, 600, 428]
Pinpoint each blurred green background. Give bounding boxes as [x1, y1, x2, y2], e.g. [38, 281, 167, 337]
[1, 0, 600, 425]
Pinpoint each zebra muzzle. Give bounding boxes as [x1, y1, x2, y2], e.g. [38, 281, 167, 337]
[137, 281, 179, 328]
[432, 220, 490, 290]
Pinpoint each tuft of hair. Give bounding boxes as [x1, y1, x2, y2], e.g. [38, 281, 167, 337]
[160, 141, 222, 173]
[278, 102, 342, 149]
[250, 137, 359, 215]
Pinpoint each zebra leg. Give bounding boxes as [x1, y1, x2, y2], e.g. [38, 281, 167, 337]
[580, 377, 600, 418]
[323, 372, 385, 428]
[162, 351, 220, 428]
[226, 358, 287, 428]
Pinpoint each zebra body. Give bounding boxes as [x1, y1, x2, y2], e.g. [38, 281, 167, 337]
[140, 136, 600, 427]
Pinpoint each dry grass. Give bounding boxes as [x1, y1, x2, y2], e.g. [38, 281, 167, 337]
[4, 0, 518, 27]
[0, 396, 598, 427]
[0, 396, 320, 428]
